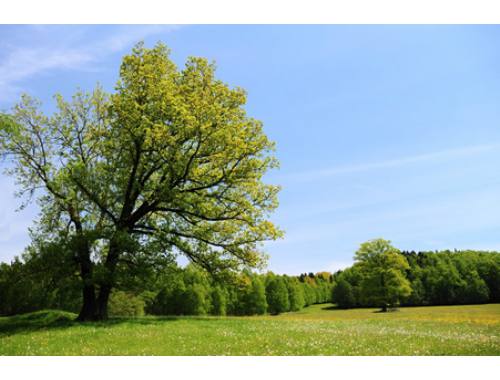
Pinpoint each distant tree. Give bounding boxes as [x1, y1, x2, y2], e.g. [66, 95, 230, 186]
[461, 270, 489, 304]
[266, 277, 290, 314]
[334, 264, 364, 307]
[184, 283, 210, 315]
[211, 286, 227, 316]
[246, 276, 268, 315]
[302, 282, 317, 306]
[332, 278, 355, 309]
[285, 277, 305, 311]
[355, 239, 412, 311]
[477, 256, 500, 302]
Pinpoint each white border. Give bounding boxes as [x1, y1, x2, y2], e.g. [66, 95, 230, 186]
[1, 0, 500, 24]
[0, 356, 499, 380]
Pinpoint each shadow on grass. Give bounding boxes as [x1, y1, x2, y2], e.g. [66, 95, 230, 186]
[321, 305, 339, 311]
[373, 308, 400, 313]
[0, 310, 217, 337]
[0, 310, 77, 336]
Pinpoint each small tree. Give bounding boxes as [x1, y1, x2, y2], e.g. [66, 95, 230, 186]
[332, 278, 355, 309]
[355, 239, 411, 311]
[265, 277, 289, 315]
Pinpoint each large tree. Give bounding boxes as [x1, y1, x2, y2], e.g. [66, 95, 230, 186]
[354, 239, 411, 311]
[0, 42, 282, 320]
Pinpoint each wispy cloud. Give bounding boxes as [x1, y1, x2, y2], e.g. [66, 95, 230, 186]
[0, 25, 181, 103]
[0, 48, 93, 87]
[279, 142, 500, 183]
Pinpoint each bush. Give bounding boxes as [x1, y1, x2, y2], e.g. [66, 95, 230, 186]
[108, 291, 145, 317]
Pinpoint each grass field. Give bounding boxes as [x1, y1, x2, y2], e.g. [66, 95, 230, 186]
[0, 303, 499, 355]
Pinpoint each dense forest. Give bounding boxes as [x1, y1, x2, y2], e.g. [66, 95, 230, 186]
[1, 242, 499, 317]
[0, 245, 332, 317]
[332, 249, 500, 309]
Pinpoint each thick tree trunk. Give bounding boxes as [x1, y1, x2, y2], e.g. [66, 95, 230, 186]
[93, 237, 122, 320]
[77, 283, 97, 321]
[96, 285, 112, 320]
[76, 238, 97, 321]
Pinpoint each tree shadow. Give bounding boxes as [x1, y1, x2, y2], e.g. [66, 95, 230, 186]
[373, 308, 400, 313]
[0, 310, 77, 336]
[321, 305, 339, 311]
[0, 310, 219, 337]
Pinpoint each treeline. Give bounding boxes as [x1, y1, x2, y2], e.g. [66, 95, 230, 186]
[0, 250, 82, 316]
[332, 249, 500, 309]
[2, 245, 500, 317]
[0, 254, 333, 317]
[147, 268, 332, 316]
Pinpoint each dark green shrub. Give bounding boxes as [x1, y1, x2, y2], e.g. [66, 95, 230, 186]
[108, 291, 145, 317]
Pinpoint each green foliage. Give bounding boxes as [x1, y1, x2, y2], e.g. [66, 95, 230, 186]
[332, 278, 355, 309]
[2, 236, 499, 318]
[245, 276, 268, 315]
[0, 239, 82, 316]
[332, 248, 500, 309]
[400, 250, 498, 306]
[285, 277, 305, 311]
[210, 286, 227, 316]
[302, 282, 317, 306]
[354, 239, 412, 310]
[182, 284, 209, 315]
[0, 42, 282, 320]
[265, 276, 290, 315]
[108, 291, 145, 317]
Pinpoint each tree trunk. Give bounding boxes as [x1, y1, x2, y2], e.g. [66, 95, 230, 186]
[96, 284, 112, 320]
[76, 238, 97, 321]
[77, 282, 97, 321]
[94, 237, 121, 320]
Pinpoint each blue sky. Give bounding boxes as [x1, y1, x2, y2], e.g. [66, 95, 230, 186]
[1, 25, 500, 274]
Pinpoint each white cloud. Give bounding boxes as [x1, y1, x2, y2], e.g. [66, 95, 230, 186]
[0, 25, 182, 103]
[279, 142, 500, 183]
[0, 47, 93, 85]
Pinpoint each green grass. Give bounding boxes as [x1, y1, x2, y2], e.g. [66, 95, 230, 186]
[1, 304, 499, 355]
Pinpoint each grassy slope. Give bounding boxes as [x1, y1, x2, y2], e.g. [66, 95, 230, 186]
[0, 304, 499, 355]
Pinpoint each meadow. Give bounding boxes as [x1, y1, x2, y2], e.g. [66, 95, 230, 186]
[0, 303, 499, 355]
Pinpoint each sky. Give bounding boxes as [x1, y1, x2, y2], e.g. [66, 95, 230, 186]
[1, 25, 500, 274]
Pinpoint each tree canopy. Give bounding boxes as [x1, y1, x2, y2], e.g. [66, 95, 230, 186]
[0, 42, 282, 320]
[354, 239, 412, 311]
